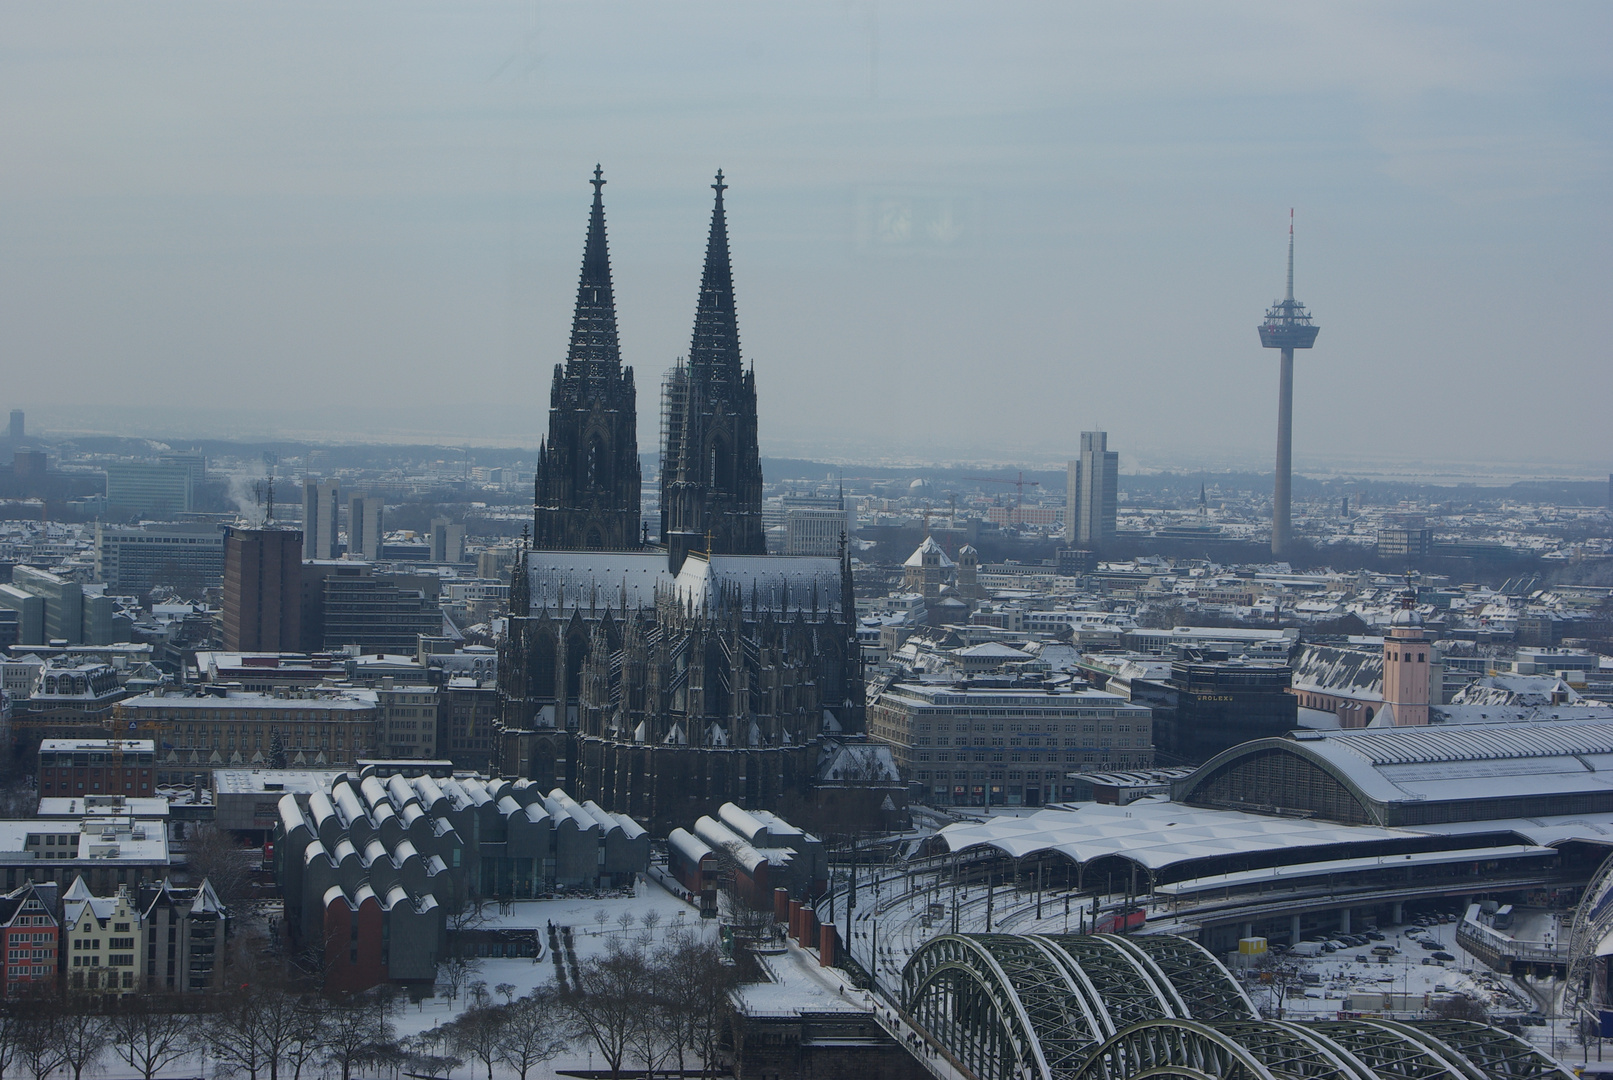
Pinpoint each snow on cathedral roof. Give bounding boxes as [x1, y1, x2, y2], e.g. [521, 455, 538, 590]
[523, 552, 845, 616]
[527, 553, 671, 612]
[674, 554, 843, 613]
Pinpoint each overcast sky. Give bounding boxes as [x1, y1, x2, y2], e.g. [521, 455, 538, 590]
[1, 3, 1608, 475]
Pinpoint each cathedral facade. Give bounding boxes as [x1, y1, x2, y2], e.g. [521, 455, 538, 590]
[497, 170, 869, 835]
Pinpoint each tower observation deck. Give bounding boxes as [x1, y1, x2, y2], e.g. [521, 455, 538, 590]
[1258, 211, 1320, 559]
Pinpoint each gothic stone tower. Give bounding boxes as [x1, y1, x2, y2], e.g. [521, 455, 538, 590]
[660, 171, 766, 571]
[534, 167, 643, 551]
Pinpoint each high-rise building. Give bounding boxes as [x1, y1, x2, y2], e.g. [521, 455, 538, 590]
[302, 478, 340, 560]
[95, 522, 226, 595]
[104, 463, 193, 521]
[1066, 431, 1118, 547]
[533, 167, 643, 553]
[430, 517, 465, 564]
[660, 171, 766, 571]
[7, 411, 22, 441]
[1257, 212, 1321, 559]
[221, 527, 303, 652]
[783, 507, 850, 556]
[347, 494, 384, 561]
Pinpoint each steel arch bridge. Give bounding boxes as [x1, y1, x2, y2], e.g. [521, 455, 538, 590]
[899, 934, 1574, 1080]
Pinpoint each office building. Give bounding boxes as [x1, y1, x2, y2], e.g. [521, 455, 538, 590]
[0, 814, 171, 895]
[95, 521, 226, 595]
[347, 494, 384, 561]
[1377, 525, 1433, 559]
[1066, 430, 1119, 547]
[157, 452, 206, 486]
[0, 566, 115, 646]
[442, 677, 498, 770]
[7, 411, 21, 442]
[476, 543, 517, 581]
[319, 565, 442, 654]
[104, 462, 193, 521]
[221, 527, 303, 652]
[784, 507, 851, 556]
[1164, 657, 1299, 762]
[429, 516, 465, 563]
[867, 677, 1154, 807]
[118, 686, 380, 785]
[302, 478, 340, 560]
[376, 683, 439, 760]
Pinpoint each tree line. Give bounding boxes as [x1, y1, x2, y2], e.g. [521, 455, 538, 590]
[0, 922, 738, 1080]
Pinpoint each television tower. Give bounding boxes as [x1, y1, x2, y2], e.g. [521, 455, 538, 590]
[1258, 210, 1320, 559]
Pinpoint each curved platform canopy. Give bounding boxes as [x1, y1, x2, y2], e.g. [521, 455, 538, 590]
[901, 933, 1573, 1080]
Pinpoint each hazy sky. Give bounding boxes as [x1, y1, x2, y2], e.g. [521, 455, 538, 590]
[2, 3, 1609, 475]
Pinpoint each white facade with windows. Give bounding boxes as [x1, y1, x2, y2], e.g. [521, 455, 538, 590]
[867, 679, 1153, 808]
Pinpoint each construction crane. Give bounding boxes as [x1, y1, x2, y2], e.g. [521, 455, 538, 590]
[961, 472, 1042, 516]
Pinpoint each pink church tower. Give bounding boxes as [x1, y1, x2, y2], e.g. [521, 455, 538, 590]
[1382, 577, 1430, 726]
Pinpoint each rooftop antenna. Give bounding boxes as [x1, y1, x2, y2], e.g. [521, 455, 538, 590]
[263, 452, 278, 525]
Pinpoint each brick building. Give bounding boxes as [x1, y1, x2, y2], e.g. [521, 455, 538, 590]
[38, 739, 155, 798]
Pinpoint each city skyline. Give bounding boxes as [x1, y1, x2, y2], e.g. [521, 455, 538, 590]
[2, 5, 1608, 472]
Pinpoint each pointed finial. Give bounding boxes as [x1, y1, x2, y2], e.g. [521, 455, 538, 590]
[712, 169, 727, 196]
[591, 165, 605, 196]
[1286, 208, 1295, 303]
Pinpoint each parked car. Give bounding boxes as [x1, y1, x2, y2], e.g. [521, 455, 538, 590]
[1433, 951, 1456, 962]
[1365, 931, 1386, 941]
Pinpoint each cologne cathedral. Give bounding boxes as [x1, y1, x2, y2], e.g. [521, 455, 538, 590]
[497, 169, 878, 835]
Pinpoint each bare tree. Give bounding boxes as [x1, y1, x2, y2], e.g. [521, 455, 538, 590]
[494, 982, 517, 1006]
[106, 997, 197, 1080]
[56, 1004, 111, 1080]
[0, 1003, 24, 1080]
[319, 989, 398, 1080]
[280, 997, 327, 1080]
[186, 824, 255, 912]
[209, 987, 272, 1080]
[12, 1001, 64, 1080]
[446, 1005, 506, 1080]
[441, 954, 482, 1006]
[1250, 954, 1304, 1020]
[655, 927, 739, 1078]
[565, 938, 650, 1078]
[494, 989, 568, 1080]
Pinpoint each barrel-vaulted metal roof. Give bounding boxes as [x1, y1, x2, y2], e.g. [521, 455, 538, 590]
[1175, 720, 1613, 827]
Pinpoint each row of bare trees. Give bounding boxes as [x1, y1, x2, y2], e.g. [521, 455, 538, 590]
[0, 994, 205, 1080]
[0, 981, 403, 1080]
[558, 925, 738, 1079]
[0, 924, 739, 1080]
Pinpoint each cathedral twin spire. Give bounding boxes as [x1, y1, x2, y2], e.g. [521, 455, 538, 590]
[687, 171, 744, 387]
[534, 166, 765, 565]
[566, 166, 623, 381]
